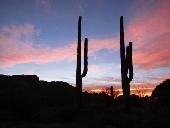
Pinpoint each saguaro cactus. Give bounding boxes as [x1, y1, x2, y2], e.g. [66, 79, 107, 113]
[110, 86, 113, 99]
[120, 16, 133, 112]
[76, 16, 88, 111]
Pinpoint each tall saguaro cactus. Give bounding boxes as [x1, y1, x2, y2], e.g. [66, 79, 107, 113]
[76, 16, 88, 111]
[110, 86, 113, 99]
[120, 16, 133, 112]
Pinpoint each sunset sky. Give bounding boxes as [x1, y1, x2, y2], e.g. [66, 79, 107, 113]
[0, 0, 170, 96]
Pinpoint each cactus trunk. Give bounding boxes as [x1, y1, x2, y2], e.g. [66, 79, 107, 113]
[110, 86, 113, 99]
[120, 16, 133, 112]
[76, 16, 88, 111]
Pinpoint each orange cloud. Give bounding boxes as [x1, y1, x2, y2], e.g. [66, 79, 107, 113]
[90, 89, 102, 93]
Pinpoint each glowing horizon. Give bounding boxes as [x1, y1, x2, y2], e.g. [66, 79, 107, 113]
[83, 86, 154, 97]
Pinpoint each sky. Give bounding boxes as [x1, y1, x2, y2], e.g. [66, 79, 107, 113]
[0, 0, 170, 96]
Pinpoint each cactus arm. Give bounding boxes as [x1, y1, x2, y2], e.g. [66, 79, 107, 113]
[128, 42, 133, 81]
[125, 46, 129, 79]
[82, 38, 88, 77]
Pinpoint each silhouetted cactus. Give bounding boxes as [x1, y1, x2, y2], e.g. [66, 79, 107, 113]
[120, 16, 133, 112]
[110, 86, 113, 99]
[76, 16, 88, 111]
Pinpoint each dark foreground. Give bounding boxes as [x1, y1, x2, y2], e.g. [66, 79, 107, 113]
[0, 76, 170, 127]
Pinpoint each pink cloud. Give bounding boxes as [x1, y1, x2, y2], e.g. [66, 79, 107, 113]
[36, 0, 51, 11]
[88, 65, 101, 72]
[1, 0, 170, 71]
[125, 0, 170, 70]
[3, 24, 34, 38]
[89, 38, 119, 54]
[0, 23, 119, 68]
[152, 75, 170, 83]
[0, 24, 76, 68]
